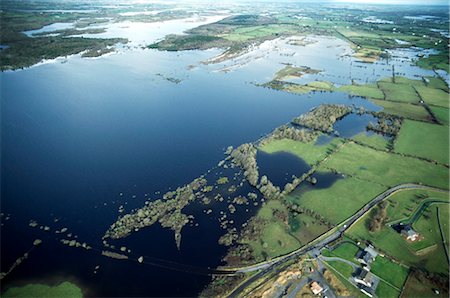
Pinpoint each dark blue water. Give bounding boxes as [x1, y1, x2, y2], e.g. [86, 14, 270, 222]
[334, 113, 377, 138]
[1, 50, 382, 296]
[256, 150, 310, 189]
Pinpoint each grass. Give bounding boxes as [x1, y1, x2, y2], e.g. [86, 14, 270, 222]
[411, 204, 449, 251]
[425, 76, 448, 90]
[322, 142, 449, 189]
[394, 119, 449, 165]
[323, 241, 360, 263]
[243, 200, 300, 260]
[415, 86, 449, 108]
[378, 82, 420, 103]
[288, 212, 330, 245]
[346, 189, 450, 274]
[384, 189, 449, 223]
[324, 260, 354, 278]
[375, 280, 401, 298]
[371, 256, 409, 288]
[430, 106, 450, 125]
[337, 84, 384, 99]
[351, 132, 390, 151]
[287, 175, 386, 225]
[401, 271, 449, 298]
[258, 138, 343, 166]
[369, 99, 432, 122]
[2, 282, 83, 298]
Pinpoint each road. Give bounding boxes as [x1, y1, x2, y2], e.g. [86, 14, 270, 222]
[226, 183, 449, 297]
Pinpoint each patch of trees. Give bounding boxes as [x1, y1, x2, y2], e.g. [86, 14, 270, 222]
[218, 228, 238, 246]
[259, 125, 319, 146]
[368, 201, 389, 232]
[292, 104, 352, 133]
[104, 177, 207, 250]
[257, 175, 282, 200]
[230, 143, 259, 186]
[367, 112, 402, 136]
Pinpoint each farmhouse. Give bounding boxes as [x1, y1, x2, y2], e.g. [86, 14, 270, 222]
[353, 267, 373, 287]
[310, 281, 324, 295]
[355, 245, 378, 265]
[401, 226, 419, 241]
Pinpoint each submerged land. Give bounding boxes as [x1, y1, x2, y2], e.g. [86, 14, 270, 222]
[0, 1, 449, 298]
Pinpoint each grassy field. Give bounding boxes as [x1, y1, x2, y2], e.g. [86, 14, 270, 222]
[288, 212, 330, 245]
[415, 86, 449, 108]
[371, 256, 409, 289]
[378, 82, 420, 103]
[369, 99, 432, 122]
[322, 142, 449, 189]
[401, 270, 449, 298]
[324, 260, 354, 278]
[287, 175, 386, 224]
[394, 119, 449, 165]
[384, 189, 449, 224]
[337, 84, 384, 99]
[259, 138, 343, 166]
[430, 106, 450, 125]
[243, 200, 300, 260]
[350, 132, 390, 151]
[2, 282, 82, 298]
[322, 241, 360, 264]
[375, 280, 401, 298]
[346, 189, 449, 274]
[410, 204, 449, 251]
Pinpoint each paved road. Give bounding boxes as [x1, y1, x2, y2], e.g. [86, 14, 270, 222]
[226, 183, 449, 297]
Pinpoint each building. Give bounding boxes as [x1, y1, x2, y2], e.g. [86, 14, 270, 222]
[401, 226, 419, 241]
[359, 285, 375, 297]
[310, 281, 324, 295]
[355, 245, 378, 265]
[353, 267, 373, 287]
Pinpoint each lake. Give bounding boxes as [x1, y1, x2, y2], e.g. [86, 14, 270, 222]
[0, 14, 442, 296]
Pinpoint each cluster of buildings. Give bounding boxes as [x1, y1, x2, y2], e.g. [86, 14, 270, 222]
[352, 245, 379, 297]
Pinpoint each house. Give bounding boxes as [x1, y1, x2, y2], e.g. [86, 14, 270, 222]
[310, 281, 324, 295]
[356, 250, 372, 265]
[401, 226, 419, 241]
[358, 285, 375, 298]
[355, 245, 377, 265]
[353, 267, 373, 287]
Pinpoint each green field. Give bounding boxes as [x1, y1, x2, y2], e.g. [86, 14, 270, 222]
[375, 280, 401, 298]
[288, 212, 330, 245]
[346, 189, 450, 274]
[351, 132, 390, 151]
[369, 99, 432, 122]
[288, 175, 386, 224]
[2, 282, 83, 298]
[394, 120, 449, 165]
[322, 241, 360, 264]
[430, 106, 450, 125]
[378, 82, 420, 103]
[243, 200, 300, 260]
[411, 205, 449, 251]
[324, 260, 354, 278]
[371, 256, 409, 288]
[322, 142, 449, 189]
[415, 86, 449, 108]
[259, 138, 343, 165]
[337, 84, 384, 99]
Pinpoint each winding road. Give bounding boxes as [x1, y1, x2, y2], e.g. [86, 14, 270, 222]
[226, 183, 449, 297]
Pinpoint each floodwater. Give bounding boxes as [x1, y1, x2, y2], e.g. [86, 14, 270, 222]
[1, 9, 448, 297]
